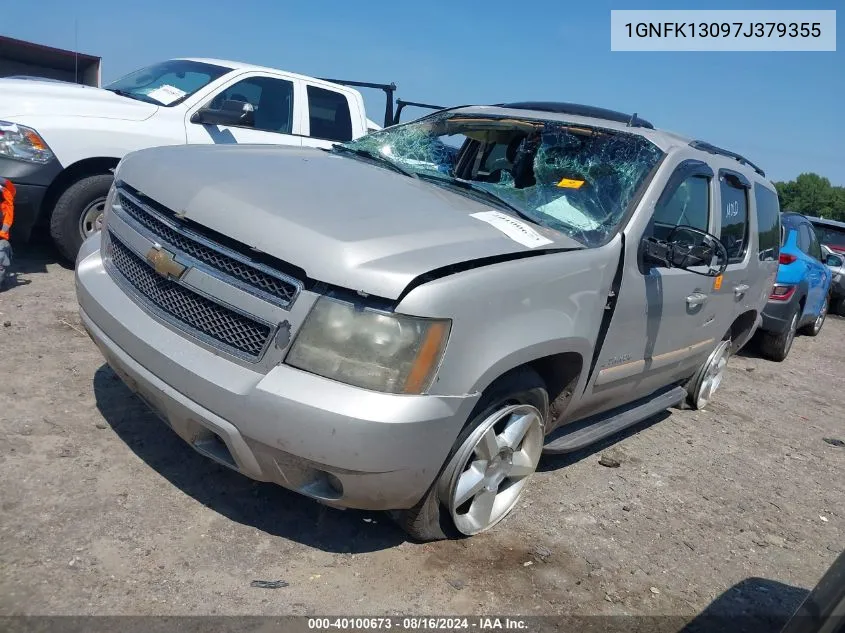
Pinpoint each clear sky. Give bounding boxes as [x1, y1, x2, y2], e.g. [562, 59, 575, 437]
[3, 0, 843, 184]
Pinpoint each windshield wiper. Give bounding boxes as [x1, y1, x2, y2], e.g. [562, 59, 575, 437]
[416, 173, 539, 225]
[105, 88, 159, 105]
[328, 145, 417, 179]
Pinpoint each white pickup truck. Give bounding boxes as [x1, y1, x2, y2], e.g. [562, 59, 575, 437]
[0, 58, 392, 260]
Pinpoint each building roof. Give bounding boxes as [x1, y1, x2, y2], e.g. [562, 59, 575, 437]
[0, 35, 100, 71]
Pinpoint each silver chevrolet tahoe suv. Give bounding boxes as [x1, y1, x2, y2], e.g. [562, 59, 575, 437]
[75, 102, 779, 541]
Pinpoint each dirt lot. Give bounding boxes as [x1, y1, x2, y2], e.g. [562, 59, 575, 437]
[1, 236, 843, 626]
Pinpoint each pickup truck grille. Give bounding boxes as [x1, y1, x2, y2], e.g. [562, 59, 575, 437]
[105, 232, 274, 360]
[116, 189, 300, 307]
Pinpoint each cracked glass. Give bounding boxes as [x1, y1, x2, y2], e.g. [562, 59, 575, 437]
[340, 112, 664, 247]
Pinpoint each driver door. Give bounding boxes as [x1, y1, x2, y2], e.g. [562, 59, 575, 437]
[185, 74, 302, 147]
[576, 160, 720, 419]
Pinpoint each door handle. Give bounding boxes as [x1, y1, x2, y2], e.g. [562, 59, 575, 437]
[734, 283, 750, 297]
[686, 292, 708, 307]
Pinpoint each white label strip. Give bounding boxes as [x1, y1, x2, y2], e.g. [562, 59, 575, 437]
[611, 10, 836, 52]
[470, 211, 554, 249]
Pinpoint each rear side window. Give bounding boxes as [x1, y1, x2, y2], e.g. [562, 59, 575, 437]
[753, 184, 780, 262]
[307, 86, 353, 142]
[812, 223, 845, 249]
[719, 176, 749, 262]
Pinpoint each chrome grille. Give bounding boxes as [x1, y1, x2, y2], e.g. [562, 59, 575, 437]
[106, 233, 273, 360]
[116, 190, 300, 306]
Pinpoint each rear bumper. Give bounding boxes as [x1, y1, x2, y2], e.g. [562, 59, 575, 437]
[75, 234, 478, 510]
[760, 290, 801, 334]
[0, 156, 62, 242]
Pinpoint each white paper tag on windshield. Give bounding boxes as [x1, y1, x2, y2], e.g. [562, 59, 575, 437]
[470, 211, 553, 249]
[144, 84, 186, 105]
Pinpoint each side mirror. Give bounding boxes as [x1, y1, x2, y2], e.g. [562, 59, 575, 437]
[190, 99, 255, 127]
[641, 225, 729, 277]
[825, 254, 843, 267]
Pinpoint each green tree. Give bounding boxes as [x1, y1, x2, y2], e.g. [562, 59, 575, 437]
[774, 172, 845, 221]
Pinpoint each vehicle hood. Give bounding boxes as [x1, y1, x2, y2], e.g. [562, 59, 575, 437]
[116, 144, 581, 299]
[0, 79, 158, 121]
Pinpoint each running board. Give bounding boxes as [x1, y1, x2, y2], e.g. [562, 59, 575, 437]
[543, 386, 687, 454]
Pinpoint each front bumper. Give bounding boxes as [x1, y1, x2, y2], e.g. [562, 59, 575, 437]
[0, 156, 62, 242]
[760, 289, 802, 334]
[75, 233, 478, 510]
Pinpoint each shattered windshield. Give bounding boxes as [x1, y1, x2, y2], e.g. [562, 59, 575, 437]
[340, 112, 664, 246]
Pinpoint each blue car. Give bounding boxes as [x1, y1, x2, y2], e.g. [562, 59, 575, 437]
[758, 212, 832, 361]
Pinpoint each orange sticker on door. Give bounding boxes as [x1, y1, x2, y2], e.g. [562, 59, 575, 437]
[713, 274, 723, 291]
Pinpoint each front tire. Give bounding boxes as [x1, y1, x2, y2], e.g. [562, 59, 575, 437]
[760, 307, 799, 362]
[49, 174, 113, 263]
[395, 368, 547, 542]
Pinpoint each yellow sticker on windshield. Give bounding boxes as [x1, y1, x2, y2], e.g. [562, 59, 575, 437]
[557, 178, 585, 189]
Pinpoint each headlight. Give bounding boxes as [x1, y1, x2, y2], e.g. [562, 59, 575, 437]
[0, 121, 55, 164]
[285, 296, 451, 394]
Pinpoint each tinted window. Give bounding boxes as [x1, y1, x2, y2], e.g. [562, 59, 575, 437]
[798, 224, 812, 253]
[307, 86, 353, 141]
[754, 184, 780, 262]
[652, 175, 710, 241]
[208, 77, 293, 134]
[719, 177, 748, 262]
[812, 223, 845, 248]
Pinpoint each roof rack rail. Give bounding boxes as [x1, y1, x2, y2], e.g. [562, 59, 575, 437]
[492, 102, 655, 129]
[393, 99, 445, 125]
[688, 140, 765, 178]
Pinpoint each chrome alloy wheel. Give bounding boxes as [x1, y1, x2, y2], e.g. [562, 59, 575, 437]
[78, 196, 106, 239]
[444, 404, 543, 536]
[692, 339, 731, 409]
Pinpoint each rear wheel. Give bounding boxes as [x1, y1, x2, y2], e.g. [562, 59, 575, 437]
[799, 294, 828, 336]
[686, 338, 731, 410]
[49, 174, 113, 263]
[759, 308, 799, 362]
[395, 368, 547, 542]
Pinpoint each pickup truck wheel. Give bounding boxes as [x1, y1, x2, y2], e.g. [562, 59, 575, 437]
[49, 174, 113, 263]
[394, 369, 547, 542]
[799, 295, 828, 336]
[686, 338, 731, 410]
[759, 308, 799, 362]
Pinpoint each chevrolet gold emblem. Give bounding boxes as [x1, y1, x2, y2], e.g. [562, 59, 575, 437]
[146, 246, 186, 280]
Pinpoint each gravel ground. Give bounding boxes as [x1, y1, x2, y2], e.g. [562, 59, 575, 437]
[1, 236, 843, 625]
